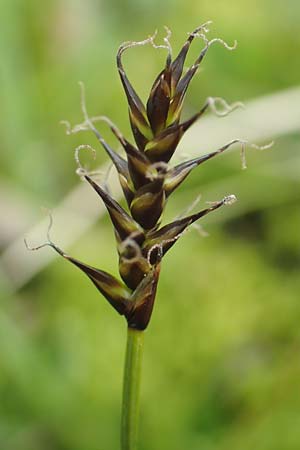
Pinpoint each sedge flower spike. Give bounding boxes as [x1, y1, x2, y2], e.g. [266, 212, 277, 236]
[26, 26, 275, 450]
[28, 24, 272, 331]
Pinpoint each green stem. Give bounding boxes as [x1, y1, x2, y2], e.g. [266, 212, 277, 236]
[121, 327, 144, 450]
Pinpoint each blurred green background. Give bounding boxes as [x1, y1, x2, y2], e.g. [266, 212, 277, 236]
[1, 0, 300, 449]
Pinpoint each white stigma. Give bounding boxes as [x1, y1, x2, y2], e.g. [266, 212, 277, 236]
[223, 194, 237, 205]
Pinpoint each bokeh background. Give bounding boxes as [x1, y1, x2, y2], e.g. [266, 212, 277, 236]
[1, 1, 300, 449]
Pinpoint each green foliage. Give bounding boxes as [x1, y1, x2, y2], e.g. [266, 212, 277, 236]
[0, 0, 300, 449]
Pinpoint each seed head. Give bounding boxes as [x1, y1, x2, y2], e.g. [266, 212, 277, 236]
[27, 25, 260, 330]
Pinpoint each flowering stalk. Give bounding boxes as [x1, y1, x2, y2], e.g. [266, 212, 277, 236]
[25, 22, 272, 450]
[121, 328, 144, 450]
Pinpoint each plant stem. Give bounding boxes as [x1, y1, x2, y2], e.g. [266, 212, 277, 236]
[121, 327, 144, 450]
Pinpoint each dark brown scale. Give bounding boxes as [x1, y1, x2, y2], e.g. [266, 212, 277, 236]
[130, 178, 165, 229]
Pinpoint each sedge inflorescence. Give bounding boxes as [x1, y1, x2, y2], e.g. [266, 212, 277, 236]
[26, 23, 268, 330]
